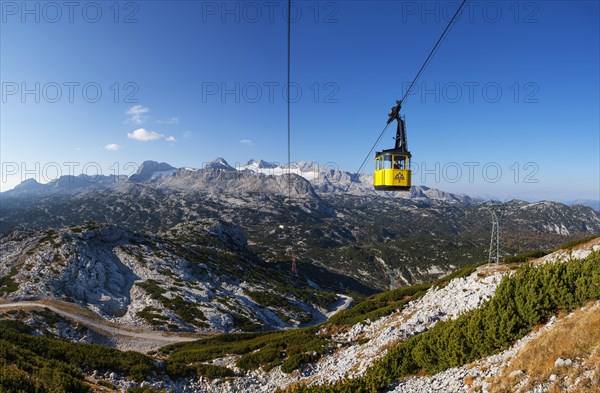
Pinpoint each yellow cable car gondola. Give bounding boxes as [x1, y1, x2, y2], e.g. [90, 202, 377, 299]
[367, 1, 467, 192]
[374, 100, 411, 191]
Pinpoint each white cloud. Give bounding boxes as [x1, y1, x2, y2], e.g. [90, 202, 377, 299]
[105, 143, 121, 151]
[127, 105, 149, 125]
[166, 136, 177, 142]
[127, 128, 164, 142]
[183, 130, 193, 138]
[240, 139, 253, 146]
[157, 117, 179, 125]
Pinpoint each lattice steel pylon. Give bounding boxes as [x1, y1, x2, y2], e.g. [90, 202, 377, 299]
[488, 210, 502, 264]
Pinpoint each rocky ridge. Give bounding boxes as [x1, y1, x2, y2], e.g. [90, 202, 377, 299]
[0, 220, 339, 335]
[142, 238, 599, 393]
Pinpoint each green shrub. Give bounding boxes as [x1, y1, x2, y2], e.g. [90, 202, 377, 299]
[127, 387, 165, 393]
[0, 320, 157, 385]
[163, 325, 328, 373]
[504, 250, 550, 263]
[246, 290, 289, 308]
[237, 345, 281, 370]
[135, 280, 166, 300]
[98, 380, 115, 389]
[196, 363, 234, 380]
[136, 281, 207, 327]
[328, 284, 428, 327]
[281, 353, 315, 373]
[558, 235, 598, 250]
[231, 314, 262, 332]
[0, 268, 19, 296]
[137, 307, 170, 326]
[289, 251, 600, 392]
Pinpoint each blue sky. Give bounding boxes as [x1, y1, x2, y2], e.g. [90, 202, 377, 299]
[1, 0, 598, 201]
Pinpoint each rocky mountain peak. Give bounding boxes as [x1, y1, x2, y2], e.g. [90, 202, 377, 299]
[205, 157, 234, 171]
[128, 161, 177, 183]
[139, 160, 176, 173]
[11, 178, 43, 193]
[49, 174, 94, 189]
[14, 178, 40, 187]
[246, 159, 278, 169]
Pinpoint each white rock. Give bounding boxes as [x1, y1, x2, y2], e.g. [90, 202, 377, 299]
[564, 358, 573, 366]
[509, 370, 524, 378]
[554, 358, 572, 367]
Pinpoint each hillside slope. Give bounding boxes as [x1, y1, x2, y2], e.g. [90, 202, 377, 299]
[0, 239, 598, 392]
[285, 238, 600, 393]
[0, 220, 339, 335]
[389, 300, 600, 392]
[168, 238, 600, 393]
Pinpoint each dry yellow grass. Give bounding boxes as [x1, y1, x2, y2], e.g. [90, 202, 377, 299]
[468, 385, 483, 393]
[568, 343, 600, 393]
[476, 263, 520, 277]
[84, 377, 118, 393]
[464, 374, 475, 386]
[379, 338, 401, 352]
[488, 302, 600, 393]
[466, 362, 477, 370]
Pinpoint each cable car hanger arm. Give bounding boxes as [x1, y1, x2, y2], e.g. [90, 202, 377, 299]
[386, 100, 408, 153]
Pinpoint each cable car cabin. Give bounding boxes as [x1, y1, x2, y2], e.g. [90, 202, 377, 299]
[373, 100, 412, 191]
[374, 150, 411, 191]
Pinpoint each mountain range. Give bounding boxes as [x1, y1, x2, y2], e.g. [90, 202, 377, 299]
[1, 158, 600, 392]
[2, 159, 599, 293]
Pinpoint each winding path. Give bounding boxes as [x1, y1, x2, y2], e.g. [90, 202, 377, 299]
[326, 294, 353, 318]
[0, 301, 200, 345]
[0, 291, 355, 353]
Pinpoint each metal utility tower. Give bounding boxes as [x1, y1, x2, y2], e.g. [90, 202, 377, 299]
[488, 210, 502, 263]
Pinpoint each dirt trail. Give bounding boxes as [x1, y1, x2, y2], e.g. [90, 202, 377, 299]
[0, 293, 356, 352]
[0, 301, 202, 352]
[326, 294, 353, 318]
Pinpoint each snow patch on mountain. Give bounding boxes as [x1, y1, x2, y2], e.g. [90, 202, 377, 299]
[239, 160, 321, 181]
